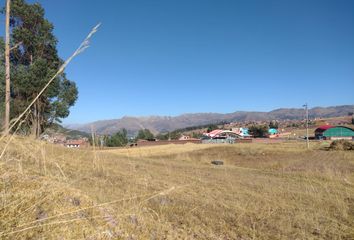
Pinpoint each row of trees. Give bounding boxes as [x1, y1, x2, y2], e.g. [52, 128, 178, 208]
[99, 129, 154, 147]
[1, 0, 78, 137]
[103, 129, 129, 147]
[100, 128, 197, 147]
[102, 125, 271, 147]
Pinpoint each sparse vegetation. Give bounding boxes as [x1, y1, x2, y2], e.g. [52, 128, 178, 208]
[329, 139, 354, 151]
[43, 123, 90, 139]
[0, 139, 353, 239]
[155, 123, 225, 140]
[0, 1, 353, 239]
[155, 130, 181, 140]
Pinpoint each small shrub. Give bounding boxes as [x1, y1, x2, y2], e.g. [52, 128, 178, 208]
[329, 139, 354, 151]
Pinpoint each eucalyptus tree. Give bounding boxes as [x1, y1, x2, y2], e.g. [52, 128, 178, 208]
[2, 0, 78, 137]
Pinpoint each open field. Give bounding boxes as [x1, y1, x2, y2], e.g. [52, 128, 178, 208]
[0, 139, 354, 239]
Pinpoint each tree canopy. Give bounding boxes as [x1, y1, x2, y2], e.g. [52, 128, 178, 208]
[248, 125, 269, 138]
[0, 0, 78, 137]
[206, 124, 218, 133]
[136, 129, 154, 140]
[104, 129, 129, 147]
[269, 120, 279, 129]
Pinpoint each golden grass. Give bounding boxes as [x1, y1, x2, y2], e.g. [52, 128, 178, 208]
[1, 138, 354, 239]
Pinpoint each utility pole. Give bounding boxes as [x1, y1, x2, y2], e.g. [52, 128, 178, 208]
[4, 0, 11, 135]
[303, 103, 309, 149]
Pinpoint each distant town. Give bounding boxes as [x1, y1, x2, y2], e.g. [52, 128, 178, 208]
[41, 115, 354, 148]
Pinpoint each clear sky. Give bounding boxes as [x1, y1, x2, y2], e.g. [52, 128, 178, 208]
[6, 0, 354, 123]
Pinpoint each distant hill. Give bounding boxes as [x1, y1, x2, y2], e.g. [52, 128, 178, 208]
[66, 105, 354, 135]
[44, 124, 90, 139]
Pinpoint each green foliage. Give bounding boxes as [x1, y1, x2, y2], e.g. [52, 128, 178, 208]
[169, 131, 182, 140]
[269, 120, 279, 129]
[308, 120, 316, 126]
[286, 122, 300, 128]
[155, 133, 169, 140]
[248, 125, 269, 138]
[191, 132, 203, 139]
[1, 0, 78, 136]
[207, 124, 218, 133]
[154, 122, 222, 141]
[155, 131, 182, 140]
[105, 129, 128, 147]
[136, 129, 154, 140]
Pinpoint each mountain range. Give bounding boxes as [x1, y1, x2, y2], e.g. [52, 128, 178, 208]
[66, 105, 354, 135]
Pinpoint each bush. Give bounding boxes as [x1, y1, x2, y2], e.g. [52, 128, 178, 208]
[249, 125, 269, 138]
[329, 140, 354, 151]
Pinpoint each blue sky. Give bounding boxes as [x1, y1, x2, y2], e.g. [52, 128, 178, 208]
[5, 0, 354, 123]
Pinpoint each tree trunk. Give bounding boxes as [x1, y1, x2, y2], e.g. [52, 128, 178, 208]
[31, 100, 43, 138]
[4, 0, 11, 135]
[31, 102, 38, 138]
[36, 102, 41, 138]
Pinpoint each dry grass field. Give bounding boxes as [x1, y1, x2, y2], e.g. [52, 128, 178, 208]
[0, 138, 354, 239]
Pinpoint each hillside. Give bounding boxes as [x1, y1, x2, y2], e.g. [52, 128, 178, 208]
[66, 105, 354, 135]
[42, 124, 90, 139]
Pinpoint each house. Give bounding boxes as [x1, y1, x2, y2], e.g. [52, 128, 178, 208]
[179, 135, 190, 140]
[204, 129, 242, 139]
[315, 126, 354, 140]
[268, 128, 279, 138]
[179, 135, 199, 141]
[232, 128, 251, 138]
[40, 133, 67, 145]
[268, 128, 278, 135]
[202, 129, 252, 144]
[314, 125, 334, 139]
[65, 139, 88, 148]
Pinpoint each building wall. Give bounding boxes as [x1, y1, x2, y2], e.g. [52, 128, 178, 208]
[202, 139, 252, 144]
[66, 144, 80, 148]
[137, 139, 202, 147]
[329, 136, 353, 140]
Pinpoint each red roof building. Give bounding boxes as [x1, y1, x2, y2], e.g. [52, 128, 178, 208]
[314, 125, 334, 139]
[204, 130, 242, 139]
